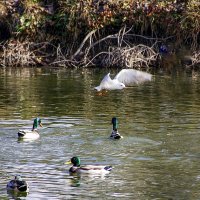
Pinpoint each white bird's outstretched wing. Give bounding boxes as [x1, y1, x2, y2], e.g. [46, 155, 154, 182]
[100, 73, 112, 84]
[114, 69, 152, 86]
[95, 73, 112, 91]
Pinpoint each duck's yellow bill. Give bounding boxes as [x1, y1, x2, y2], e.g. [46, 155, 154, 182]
[65, 160, 71, 165]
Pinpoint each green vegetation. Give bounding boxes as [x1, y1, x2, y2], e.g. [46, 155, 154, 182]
[0, 0, 199, 68]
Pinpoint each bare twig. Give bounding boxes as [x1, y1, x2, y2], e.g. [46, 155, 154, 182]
[72, 29, 97, 59]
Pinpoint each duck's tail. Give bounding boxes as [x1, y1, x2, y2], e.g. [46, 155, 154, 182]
[17, 180, 29, 192]
[18, 185, 28, 192]
[104, 166, 112, 171]
[18, 130, 26, 137]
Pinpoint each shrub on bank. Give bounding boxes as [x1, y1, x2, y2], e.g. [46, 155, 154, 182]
[0, 0, 199, 68]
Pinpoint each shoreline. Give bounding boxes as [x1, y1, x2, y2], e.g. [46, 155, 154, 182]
[0, 0, 199, 69]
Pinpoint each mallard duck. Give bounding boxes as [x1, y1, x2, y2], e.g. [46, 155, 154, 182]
[95, 69, 152, 91]
[7, 175, 29, 192]
[66, 157, 112, 174]
[18, 117, 42, 139]
[110, 117, 123, 139]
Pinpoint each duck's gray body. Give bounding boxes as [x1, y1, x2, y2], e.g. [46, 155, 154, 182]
[69, 165, 112, 174]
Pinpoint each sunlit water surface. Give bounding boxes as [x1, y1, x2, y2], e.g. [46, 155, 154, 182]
[0, 67, 200, 200]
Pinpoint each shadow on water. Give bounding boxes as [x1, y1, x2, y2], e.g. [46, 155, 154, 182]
[7, 190, 29, 200]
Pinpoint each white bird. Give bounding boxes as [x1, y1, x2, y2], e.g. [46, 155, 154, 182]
[95, 69, 152, 91]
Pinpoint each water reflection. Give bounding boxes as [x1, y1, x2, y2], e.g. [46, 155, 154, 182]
[68, 172, 110, 188]
[69, 176, 81, 187]
[17, 137, 39, 143]
[7, 190, 29, 200]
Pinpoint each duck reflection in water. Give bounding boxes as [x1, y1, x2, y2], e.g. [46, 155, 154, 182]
[7, 189, 28, 200]
[69, 176, 81, 187]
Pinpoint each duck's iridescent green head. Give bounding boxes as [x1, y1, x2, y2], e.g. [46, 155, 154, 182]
[112, 117, 118, 130]
[33, 117, 42, 129]
[71, 157, 81, 167]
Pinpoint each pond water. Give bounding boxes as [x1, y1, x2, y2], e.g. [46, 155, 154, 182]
[0, 67, 200, 199]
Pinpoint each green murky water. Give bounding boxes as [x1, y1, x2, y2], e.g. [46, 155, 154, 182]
[0, 67, 200, 199]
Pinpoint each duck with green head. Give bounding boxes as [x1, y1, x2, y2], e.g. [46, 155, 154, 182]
[110, 117, 123, 139]
[66, 157, 112, 174]
[18, 117, 43, 139]
[7, 175, 29, 192]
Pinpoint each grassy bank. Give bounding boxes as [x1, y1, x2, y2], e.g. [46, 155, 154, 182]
[0, 0, 199, 68]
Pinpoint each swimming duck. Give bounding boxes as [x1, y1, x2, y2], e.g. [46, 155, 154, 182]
[18, 117, 43, 139]
[66, 157, 112, 174]
[110, 117, 123, 139]
[7, 175, 29, 192]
